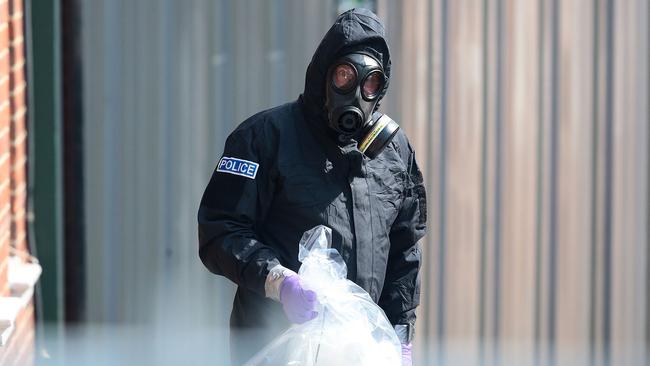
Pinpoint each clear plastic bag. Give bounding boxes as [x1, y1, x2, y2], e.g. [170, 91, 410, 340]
[244, 225, 402, 366]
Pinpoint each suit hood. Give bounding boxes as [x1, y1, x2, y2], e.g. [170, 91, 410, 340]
[300, 8, 391, 126]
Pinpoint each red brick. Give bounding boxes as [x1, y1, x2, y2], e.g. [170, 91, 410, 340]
[9, 141, 24, 163]
[13, 239, 25, 253]
[10, 45, 24, 67]
[10, 110, 25, 131]
[9, 152, 24, 171]
[9, 83, 23, 107]
[0, 130, 7, 151]
[0, 28, 7, 59]
[9, 52, 22, 73]
[0, 216, 11, 239]
[9, 120, 25, 140]
[0, 250, 8, 296]
[0, 126, 8, 152]
[0, 147, 9, 169]
[9, 180, 24, 201]
[9, 133, 25, 162]
[0, 197, 7, 215]
[0, 77, 6, 95]
[10, 133, 24, 152]
[0, 131, 5, 153]
[11, 202, 25, 225]
[10, 165, 25, 192]
[8, 157, 20, 179]
[0, 214, 8, 243]
[0, 96, 7, 117]
[9, 182, 23, 206]
[10, 128, 24, 164]
[8, 0, 22, 18]
[0, 234, 9, 282]
[0, 229, 10, 253]
[10, 212, 25, 243]
[0, 155, 10, 185]
[0, 115, 6, 133]
[9, 34, 21, 54]
[0, 0, 8, 26]
[0, 202, 9, 231]
[0, 260, 7, 285]
[10, 212, 24, 233]
[9, 149, 22, 177]
[0, 74, 8, 104]
[11, 201, 25, 218]
[0, 231, 9, 252]
[10, 64, 23, 86]
[9, 16, 21, 40]
[10, 89, 23, 110]
[0, 186, 8, 210]
[0, 1, 34, 362]
[10, 107, 24, 131]
[0, 103, 8, 125]
[10, 164, 27, 190]
[0, 217, 9, 240]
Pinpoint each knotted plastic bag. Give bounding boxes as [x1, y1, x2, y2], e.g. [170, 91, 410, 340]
[244, 225, 402, 366]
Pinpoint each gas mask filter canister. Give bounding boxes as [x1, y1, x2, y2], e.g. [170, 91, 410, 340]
[325, 52, 400, 159]
[357, 113, 400, 159]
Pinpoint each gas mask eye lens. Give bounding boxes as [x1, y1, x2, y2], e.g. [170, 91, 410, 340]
[362, 71, 383, 99]
[332, 64, 357, 91]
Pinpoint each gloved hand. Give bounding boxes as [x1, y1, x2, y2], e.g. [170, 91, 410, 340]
[279, 274, 319, 324]
[401, 343, 412, 366]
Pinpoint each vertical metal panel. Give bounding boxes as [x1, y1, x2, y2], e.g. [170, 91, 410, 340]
[81, 1, 336, 364]
[30, 0, 64, 325]
[442, 0, 484, 364]
[383, 0, 649, 364]
[554, 1, 595, 365]
[499, 0, 539, 364]
[610, 0, 649, 364]
[78, 0, 647, 364]
[590, 0, 610, 364]
[636, 4, 649, 357]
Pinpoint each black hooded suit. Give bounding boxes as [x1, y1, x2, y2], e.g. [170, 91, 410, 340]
[198, 8, 426, 363]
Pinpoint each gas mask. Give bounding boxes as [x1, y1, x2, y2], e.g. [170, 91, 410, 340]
[325, 52, 400, 159]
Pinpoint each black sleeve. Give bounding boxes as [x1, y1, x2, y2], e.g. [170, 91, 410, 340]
[197, 127, 280, 297]
[378, 139, 427, 330]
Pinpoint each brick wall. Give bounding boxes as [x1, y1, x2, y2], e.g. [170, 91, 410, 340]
[0, 0, 35, 364]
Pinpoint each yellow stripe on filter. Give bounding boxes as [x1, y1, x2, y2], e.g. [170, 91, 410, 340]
[358, 115, 390, 153]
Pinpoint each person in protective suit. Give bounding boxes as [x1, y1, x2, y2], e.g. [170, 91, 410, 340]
[198, 8, 426, 366]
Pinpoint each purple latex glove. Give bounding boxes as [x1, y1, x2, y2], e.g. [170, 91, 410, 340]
[401, 343, 412, 366]
[279, 274, 319, 324]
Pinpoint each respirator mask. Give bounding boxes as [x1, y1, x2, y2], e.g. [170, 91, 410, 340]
[325, 52, 399, 159]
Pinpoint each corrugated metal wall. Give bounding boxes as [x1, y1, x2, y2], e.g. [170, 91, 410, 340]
[381, 0, 649, 365]
[80, 1, 337, 364]
[79, 0, 648, 365]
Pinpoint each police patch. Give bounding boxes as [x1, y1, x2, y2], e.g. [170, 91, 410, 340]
[216, 157, 259, 179]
